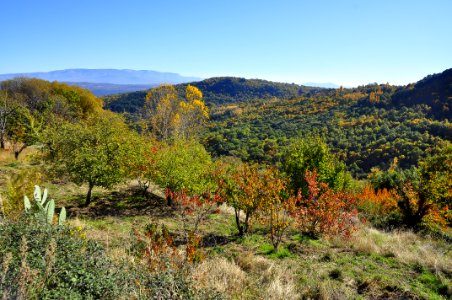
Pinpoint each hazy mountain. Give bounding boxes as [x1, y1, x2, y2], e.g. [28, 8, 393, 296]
[0, 69, 201, 85]
[303, 82, 340, 89]
[66, 82, 156, 96]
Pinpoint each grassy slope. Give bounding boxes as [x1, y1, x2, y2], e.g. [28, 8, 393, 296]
[1, 151, 451, 299]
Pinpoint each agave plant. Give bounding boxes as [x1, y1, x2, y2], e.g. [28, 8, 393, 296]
[24, 185, 66, 225]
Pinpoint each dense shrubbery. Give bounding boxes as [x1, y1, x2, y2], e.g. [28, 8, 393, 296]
[0, 216, 127, 299]
[367, 144, 451, 230]
[355, 185, 401, 228]
[129, 223, 223, 299]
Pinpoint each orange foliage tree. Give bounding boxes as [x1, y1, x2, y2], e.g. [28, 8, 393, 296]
[292, 171, 359, 239]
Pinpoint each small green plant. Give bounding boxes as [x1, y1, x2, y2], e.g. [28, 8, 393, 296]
[258, 243, 293, 259]
[23, 186, 66, 225]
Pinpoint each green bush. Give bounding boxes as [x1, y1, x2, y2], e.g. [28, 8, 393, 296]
[0, 216, 128, 299]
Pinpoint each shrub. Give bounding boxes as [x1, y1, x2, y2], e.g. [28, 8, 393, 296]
[129, 223, 223, 299]
[170, 189, 222, 236]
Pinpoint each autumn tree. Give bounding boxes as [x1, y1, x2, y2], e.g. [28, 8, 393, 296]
[143, 84, 208, 140]
[44, 113, 136, 206]
[216, 160, 290, 237]
[258, 168, 296, 249]
[216, 160, 257, 236]
[144, 84, 180, 140]
[292, 171, 358, 239]
[178, 85, 209, 138]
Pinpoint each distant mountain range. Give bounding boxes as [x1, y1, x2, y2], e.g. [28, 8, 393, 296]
[0, 69, 202, 95]
[66, 82, 158, 96]
[302, 82, 340, 89]
[0, 69, 348, 95]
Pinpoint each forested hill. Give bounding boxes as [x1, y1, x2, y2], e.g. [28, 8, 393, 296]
[175, 77, 324, 104]
[104, 77, 325, 113]
[391, 68, 452, 119]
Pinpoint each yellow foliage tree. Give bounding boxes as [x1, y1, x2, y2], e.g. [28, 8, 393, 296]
[144, 84, 208, 140]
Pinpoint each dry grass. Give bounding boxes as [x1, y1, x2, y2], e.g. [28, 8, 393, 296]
[192, 257, 249, 298]
[333, 226, 452, 273]
[192, 252, 300, 300]
[237, 253, 298, 299]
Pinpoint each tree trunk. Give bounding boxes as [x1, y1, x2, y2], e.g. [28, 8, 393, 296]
[244, 213, 250, 234]
[166, 193, 173, 206]
[0, 138, 4, 149]
[235, 209, 243, 236]
[13, 145, 27, 160]
[85, 182, 94, 207]
[0, 194, 5, 220]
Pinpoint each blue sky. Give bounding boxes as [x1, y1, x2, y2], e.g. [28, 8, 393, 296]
[1, 0, 451, 86]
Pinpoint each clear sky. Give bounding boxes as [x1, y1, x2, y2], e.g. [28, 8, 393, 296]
[1, 0, 451, 86]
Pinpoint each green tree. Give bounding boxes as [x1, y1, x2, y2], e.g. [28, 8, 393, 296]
[7, 106, 42, 160]
[44, 113, 136, 206]
[282, 137, 350, 196]
[152, 139, 215, 206]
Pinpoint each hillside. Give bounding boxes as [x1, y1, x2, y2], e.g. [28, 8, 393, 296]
[205, 93, 450, 177]
[104, 69, 452, 176]
[391, 68, 452, 119]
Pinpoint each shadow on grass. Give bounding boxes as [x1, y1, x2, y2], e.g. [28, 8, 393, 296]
[66, 187, 174, 219]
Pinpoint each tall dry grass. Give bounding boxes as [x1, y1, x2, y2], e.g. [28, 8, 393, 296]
[192, 253, 299, 300]
[333, 226, 451, 273]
